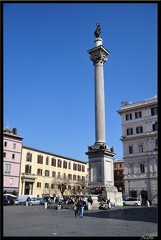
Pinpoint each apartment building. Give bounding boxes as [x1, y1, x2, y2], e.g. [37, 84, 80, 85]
[117, 96, 157, 205]
[3, 128, 24, 194]
[113, 159, 124, 192]
[19, 146, 88, 198]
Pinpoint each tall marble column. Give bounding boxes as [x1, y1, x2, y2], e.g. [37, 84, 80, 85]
[85, 25, 123, 207]
[86, 24, 115, 187]
[88, 37, 110, 145]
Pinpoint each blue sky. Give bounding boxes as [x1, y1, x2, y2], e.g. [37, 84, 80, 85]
[3, 3, 157, 162]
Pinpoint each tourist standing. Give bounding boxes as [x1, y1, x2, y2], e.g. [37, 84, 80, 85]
[78, 197, 84, 218]
[73, 198, 79, 217]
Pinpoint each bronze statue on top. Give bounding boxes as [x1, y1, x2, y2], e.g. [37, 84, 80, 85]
[94, 23, 101, 38]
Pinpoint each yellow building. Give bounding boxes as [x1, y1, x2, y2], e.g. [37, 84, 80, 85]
[19, 146, 88, 198]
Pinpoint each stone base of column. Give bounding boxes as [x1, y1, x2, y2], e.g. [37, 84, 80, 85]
[84, 186, 123, 207]
[89, 195, 100, 210]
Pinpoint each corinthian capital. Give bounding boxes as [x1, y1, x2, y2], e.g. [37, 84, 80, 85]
[90, 53, 107, 65]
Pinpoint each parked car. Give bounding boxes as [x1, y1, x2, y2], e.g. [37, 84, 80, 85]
[14, 199, 19, 205]
[123, 197, 141, 206]
[3, 195, 14, 205]
[28, 197, 40, 205]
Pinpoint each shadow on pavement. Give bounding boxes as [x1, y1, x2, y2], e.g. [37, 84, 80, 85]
[84, 207, 158, 224]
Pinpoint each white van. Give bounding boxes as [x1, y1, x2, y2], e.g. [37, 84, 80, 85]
[18, 195, 34, 205]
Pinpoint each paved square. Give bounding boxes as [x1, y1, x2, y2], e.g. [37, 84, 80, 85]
[3, 205, 158, 237]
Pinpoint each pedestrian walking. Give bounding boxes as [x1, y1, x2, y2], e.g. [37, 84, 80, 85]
[78, 197, 84, 218]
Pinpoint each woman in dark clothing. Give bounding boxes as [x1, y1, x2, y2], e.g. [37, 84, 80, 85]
[74, 199, 79, 217]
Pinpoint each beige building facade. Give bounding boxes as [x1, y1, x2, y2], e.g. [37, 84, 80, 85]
[19, 146, 88, 198]
[117, 96, 157, 205]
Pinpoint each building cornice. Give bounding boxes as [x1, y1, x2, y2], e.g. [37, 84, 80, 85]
[23, 145, 87, 164]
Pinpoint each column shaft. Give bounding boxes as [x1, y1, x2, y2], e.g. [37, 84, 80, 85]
[95, 62, 106, 143]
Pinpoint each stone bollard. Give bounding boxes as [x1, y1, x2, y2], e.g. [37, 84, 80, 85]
[57, 205, 61, 210]
[88, 202, 91, 210]
[45, 202, 48, 209]
[147, 200, 150, 207]
[26, 201, 28, 207]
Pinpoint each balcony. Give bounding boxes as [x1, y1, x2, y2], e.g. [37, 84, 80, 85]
[21, 173, 37, 180]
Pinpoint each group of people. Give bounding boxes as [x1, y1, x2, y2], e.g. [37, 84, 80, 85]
[99, 198, 115, 210]
[72, 196, 94, 218]
[89, 186, 103, 195]
[73, 196, 88, 218]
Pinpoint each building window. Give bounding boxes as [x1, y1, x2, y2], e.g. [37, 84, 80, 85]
[127, 128, 133, 135]
[37, 155, 43, 164]
[73, 175, 76, 180]
[26, 153, 32, 162]
[73, 163, 75, 171]
[64, 173, 66, 179]
[58, 172, 60, 178]
[152, 122, 158, 131]
[3, 152, 6, 158]
[68, 174, 72, 180]
[120, 164, 122, 167]
[12, 154, 15, 159]
[151, 107, 157, 116]
[37, 169, 42, 176]
[68, 185, 71, 190]
[138, 145, 143, 153]
[78, 175, 81, 181]
[129, 164, 134, 174]
[126, 113, 132, 120]
[45, 183, 49, 188]
[82, 176, 85, 181]
[136, 126, 143, 134]
[25, 165, 31, 174]
[5, 164, 11, 174]
[45, 170, 50, 177]
[58, 159, 62, 168]
[129, 146, 133, 154]
[140, 164, 145, 173]
[78, 164, 81, 171]
[73, 163, 78, 171]
[51, 158, 56, 167]
[135, 111, 142, 118]
[63, 161, 67, 169]
[46, 156, 49, 165]
[4, 141, 7, 147]
[82, 165, 85, 172]
[9, 178, 13, 184]
[68, 162, 71, 169]
[52, 171, 56, 177]
[13, 143, 16, 149]
[51, 184, 55, 189]
[37, 182, 41, 188]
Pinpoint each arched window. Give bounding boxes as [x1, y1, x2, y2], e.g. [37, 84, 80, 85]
[129, 164, 134, 174]
[26, 152, 32, 162]
[140, 164, 145, 173]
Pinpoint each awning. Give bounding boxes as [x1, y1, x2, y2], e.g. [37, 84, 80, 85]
[3, 187, 18, 192]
